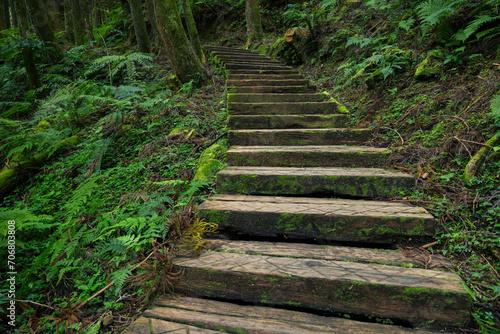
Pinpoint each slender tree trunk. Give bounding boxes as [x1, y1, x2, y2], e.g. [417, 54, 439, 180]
[1, 0, 11, 30]
[129, 0, 150, 52]
[71, 0, 84, 45]
[154, 0, 208, 86]
[64, 0, 74, 43]
[145, 0, 159, 47]
[119, 0, 130, 15]
[245, 0, 263, 46]
[13, 0, 41, 89]
[81, 0, 95, 43]
[9, 0, 17, 28]
[180, 0, 205, 63]
[25, 0, 63, 60]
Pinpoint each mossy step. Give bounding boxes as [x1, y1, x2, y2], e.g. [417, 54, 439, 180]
[228, 73, 305, 80]
[228, 93, 326, 103]
[126, 297, 439, 334]
[216, 56, 280, 63]
[206, 238, 452, 270]
[229, 69, 299, 75]
[228, 114, 349, 129]
[226, 145, 389, 168]
[228, 78, 310, 86]
[217, 166, 414, 198]
[208, 49, 259, 56]
[225, 63, 291, 70]
[227, 85, 316, 94]
[174, 237, 470, 328]
[228, 128, 371, 146]
[228, 101, 341, 115]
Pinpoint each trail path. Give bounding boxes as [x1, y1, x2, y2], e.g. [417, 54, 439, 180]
[125, 47, 471, 334]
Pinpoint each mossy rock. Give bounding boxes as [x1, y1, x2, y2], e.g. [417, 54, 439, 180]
[169, 128, 196, 138]
[415, 50, 444, 79]
[166, 75, 181, 91]
[192, 144, 226, 183]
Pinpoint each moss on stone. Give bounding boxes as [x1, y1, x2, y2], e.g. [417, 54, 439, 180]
[192, 144, 226, 183]
[415, 50, 444, 78]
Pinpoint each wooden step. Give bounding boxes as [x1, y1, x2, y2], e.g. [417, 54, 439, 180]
[229, 69, 299, 75]
[217, 56, 280, 63]
[228, 102, 341, 115]
[228, 73, 305, 80]
[228, 128, 371, 146]
[225, 63, 291, 70]
[228, 85, 316, 94]
[228, 93, 326, 103]
[126, 296, 440, 334]
[226, 145, 389, 168]
[228, 114, 349, 129]
[173, 239, 471, 328]
[197, 195, 434, 243]
[228, 78, 310, 86]
[217, 166, 414, 198]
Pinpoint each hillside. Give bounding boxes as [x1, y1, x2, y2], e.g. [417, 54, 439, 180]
[1, 0, 499, 333]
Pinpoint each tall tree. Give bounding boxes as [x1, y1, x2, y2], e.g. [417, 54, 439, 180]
[64, 0, 74, 43]
[13, 0, 41, 89]
[245, 0, 263, 46]
[129, 0, 151, 52]
[180, 0, 205, 63]
[145, 0, 159, 47]
[154, 0, 208, 85]
[1, 0, 10, 30]
[9, 0, 17, 28]
[46, 0, 61, 32]
[80, 0, 95, 43]
[71, 0, 85, 45]
[25, 0, 63, 60]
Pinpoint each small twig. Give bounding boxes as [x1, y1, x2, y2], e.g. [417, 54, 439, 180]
[459, 91, 488, 116]
[481, 254, 500, 279]
[381, 126, 404, 145]
[420, 241, 438, 249]
[454, 136, 494, 148]
[453, 136, 473, 157]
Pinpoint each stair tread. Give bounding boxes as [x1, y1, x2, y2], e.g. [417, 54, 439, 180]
[206, 239, 451, 269]
[128, 296, 440, 334]
[200, 194, 431, 219]
[228, 145, 388, 153]
[220, 166, 413, 178]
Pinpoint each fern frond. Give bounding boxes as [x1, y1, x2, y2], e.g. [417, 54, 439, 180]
[417, 0, 462, 30]
[453, 15, 500, 41]
[491, 94, 500, 128]
[110, 267, 132, 294]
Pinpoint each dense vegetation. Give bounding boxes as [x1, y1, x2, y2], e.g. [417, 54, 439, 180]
[0, 0, 499, 333]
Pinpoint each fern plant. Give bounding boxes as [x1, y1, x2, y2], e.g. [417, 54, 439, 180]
[452, 14, 500, 42]
[416, 0, 463, 32]
[85, 53, 153, 85]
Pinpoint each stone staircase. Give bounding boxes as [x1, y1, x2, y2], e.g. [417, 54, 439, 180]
[125, 47, 472, 333]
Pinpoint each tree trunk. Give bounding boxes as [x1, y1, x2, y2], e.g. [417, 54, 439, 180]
[80, 0, 95, 43]
[154, 0, 208, 86]
[245, 0, 263, 46]
[145, 0, 159, 48]
[129, 0, 150, 52]
[25, 0, 63, 61]
[13, 0, 41, 89]
[64, 0, 74, 43]
[1, 0, 10, 30]
[71, 0, 85, 45]
[9, 0, 17, 28]
[180, 0, 205, 63]
[119, 0, 130, 15]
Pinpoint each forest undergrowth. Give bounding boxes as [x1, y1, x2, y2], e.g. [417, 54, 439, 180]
[1, 0, 499, 333]
[0, 6, 227, 333]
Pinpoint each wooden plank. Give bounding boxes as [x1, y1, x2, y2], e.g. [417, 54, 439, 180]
[123, 316, 221, 333]
[144, 297, 437, 334]
[228, 128, 371, 146]
[206, 239, 452, 270]
[228, 114, 349, 130]
[228, 93, 326, 103]
[228, 102, 341, 115]
[174, 252, 471, 328]
[226, 145, 389, 168]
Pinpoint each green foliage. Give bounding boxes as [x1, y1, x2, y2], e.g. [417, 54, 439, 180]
[85, 53, 153, 85]
[453, 15, 500, 42]
[490, 94, 500, 135]
[416, 0, 462, 32]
